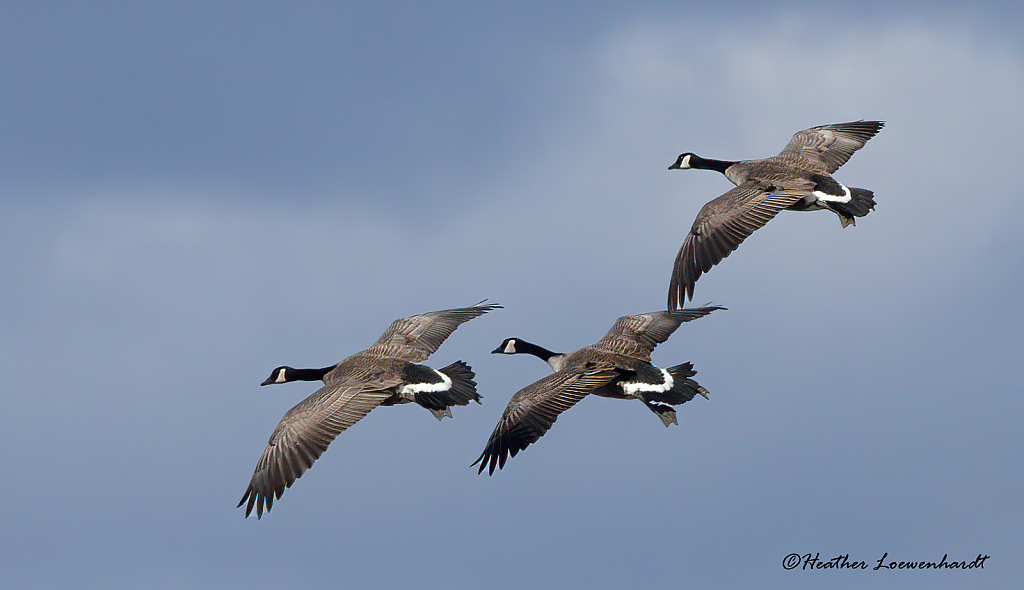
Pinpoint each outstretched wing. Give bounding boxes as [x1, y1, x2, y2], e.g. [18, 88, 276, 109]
[592, 307, 724, 361]
[779, 120, 884, 174]
[669, 183, 804, 308]
[363, 302, 501, 362]
[238, 377, 394, 518]
[472, 365, 620, 475]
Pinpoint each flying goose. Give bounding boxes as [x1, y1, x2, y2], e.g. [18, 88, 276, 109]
[238, 302, 500, 518]
[472, 306, 723, 474]
[667, 120, 884, 309]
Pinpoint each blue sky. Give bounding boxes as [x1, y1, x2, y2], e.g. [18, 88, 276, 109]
[2, 2, 1022, 589]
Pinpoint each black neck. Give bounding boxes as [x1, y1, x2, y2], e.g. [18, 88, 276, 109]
[513, 340, 561, 362]
[689, 155, 736, 174]
[292, 366, 335, 381]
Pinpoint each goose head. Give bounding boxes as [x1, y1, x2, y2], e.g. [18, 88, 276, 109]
[491, 338, 564, 371]
[260, 365, 334, 386]
[261, 366, 295, 386]
[668, 153, 696, 170]
[492, 338, 523, 355]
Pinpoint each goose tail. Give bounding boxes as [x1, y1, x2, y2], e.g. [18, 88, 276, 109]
[828, 187, 876, 228]
[654, 362, 709, 405]
[415, 361, 481, 420]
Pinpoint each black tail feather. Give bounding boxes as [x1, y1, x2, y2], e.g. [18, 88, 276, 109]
[828, 187, 875, 227]
[414, 361, 481, 416]
[643, 362, 709, 405]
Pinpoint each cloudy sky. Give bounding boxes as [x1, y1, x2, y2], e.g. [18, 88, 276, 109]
[2, 1, 1021, 588]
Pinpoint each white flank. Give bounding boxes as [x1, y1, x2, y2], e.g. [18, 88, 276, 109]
[813, 184, 852, 203]
[621, 368, 674, 396]
[399, 369, 453, 394]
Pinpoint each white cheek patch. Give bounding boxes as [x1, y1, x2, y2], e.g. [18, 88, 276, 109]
[621, 368, 674, 396]
[275, 369, 288, 383]
[679, 154, 692, 169]
[503, 340, 517, 354]
[399, 369, 453, 394]
[813, 184, 852, 203]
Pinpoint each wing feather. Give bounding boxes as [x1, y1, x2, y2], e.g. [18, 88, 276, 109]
[472, 367, 620, 474]
[238, 378, 393, 518]
[363, 303, 500, 362]
[778, 120, 884, 174]
[669, 184, 802, 307]
[591, 307, 723, 361]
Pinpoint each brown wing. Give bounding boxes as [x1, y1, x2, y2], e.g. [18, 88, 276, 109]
[472, 365, 621, 475]
[591, 307, 723, 361]
[363, 302, 501, 362]
[669, 183, 804, 308]
[237, 376, 395, 518]
[778, 121, 884, 174]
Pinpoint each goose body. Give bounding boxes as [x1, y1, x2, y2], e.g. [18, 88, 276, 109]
[473, 306, 723, 474]
[239, 302, 500, 518]
[668, 120, 884, 309]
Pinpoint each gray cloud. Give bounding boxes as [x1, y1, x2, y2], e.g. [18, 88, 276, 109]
[1, 6, 1020, 590]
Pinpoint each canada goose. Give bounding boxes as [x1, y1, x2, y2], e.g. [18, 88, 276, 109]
[472, 306, 722, 474]
[238, 302, 500, 518]
[667, 120, 884, 309]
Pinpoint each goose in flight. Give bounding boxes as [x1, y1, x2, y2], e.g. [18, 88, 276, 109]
[473, 306, 722, 474]
[667, 120, 884, 308]
[239, 302, 500, 518]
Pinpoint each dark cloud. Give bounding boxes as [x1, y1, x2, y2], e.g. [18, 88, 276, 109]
[1, 4, 1021, 589]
